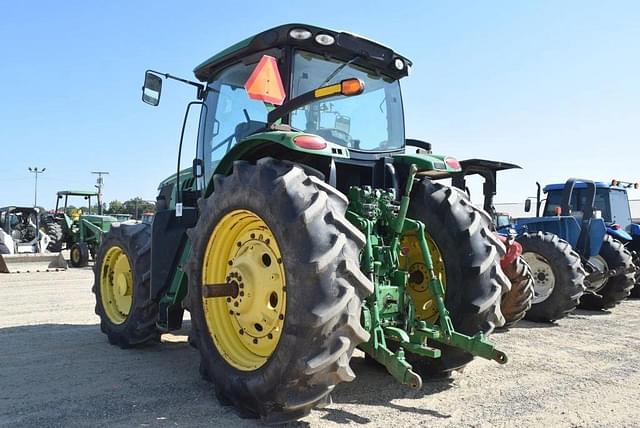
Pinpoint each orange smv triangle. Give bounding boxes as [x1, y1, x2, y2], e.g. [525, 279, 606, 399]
[244, 55, 286, 106]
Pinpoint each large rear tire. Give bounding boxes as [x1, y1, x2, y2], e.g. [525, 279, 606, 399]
[92, 223, 159, 347]
[185, 158, 372, 423]
[405, 180, 509, 374]
[579, 235, 634, 310]
[500, 254, 534, 328]
[41, 219, 64, 252]
[517, 232, 585, 322]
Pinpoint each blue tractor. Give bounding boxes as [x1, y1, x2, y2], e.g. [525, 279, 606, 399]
[517, 178, 635, 314]
[533, 179, 640, 298]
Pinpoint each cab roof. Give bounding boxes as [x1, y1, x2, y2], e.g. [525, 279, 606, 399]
[193, 23, 411, 82]
[57, 190, 98, 197]
[543, 182, 623, 192]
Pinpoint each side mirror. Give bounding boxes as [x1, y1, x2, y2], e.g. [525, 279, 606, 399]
[142, 72, 163, 106]
[524, 199, 532, 212]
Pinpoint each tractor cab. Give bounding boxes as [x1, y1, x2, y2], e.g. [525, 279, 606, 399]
[519, 178, 607, 259]
[0, 206, 47, 254]
[144, 24, 461, 210]
[541, 180, 638, 242]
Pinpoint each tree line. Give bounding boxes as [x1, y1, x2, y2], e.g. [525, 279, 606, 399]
[61, 197, 155, 219]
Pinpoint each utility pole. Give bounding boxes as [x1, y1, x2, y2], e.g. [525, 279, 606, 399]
[28, 167, 46, 207]
[91, 171, 109, 215]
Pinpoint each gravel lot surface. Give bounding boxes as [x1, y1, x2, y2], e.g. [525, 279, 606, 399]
[1, 268, 639, 427]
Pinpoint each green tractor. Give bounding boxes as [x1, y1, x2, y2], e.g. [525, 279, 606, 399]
[43, 190, 119, 267]
[93, 24, 510, 422]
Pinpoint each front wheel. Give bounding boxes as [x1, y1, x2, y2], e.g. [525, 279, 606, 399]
[92, 223, 159, 347]
[70, 242, 90, 267]
[517, 232, 585, 322]
[185, 158, 372, 423]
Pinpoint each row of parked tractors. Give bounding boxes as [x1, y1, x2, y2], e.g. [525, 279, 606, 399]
[0, 191, 133, 272]
[6, 24, 637, 423]
[448, 160, 639, 326]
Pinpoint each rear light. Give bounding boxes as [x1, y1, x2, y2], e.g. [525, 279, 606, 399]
[294, 135, 327, 150]
[444, 157, 461, 170]
[554, 206, 562, 215]
[612, 224, 621, 230]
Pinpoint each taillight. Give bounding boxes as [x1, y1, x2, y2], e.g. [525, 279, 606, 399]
[445, 157, 461, 170]
[612, 224, 621, 230]
[293, 135, 327, 150]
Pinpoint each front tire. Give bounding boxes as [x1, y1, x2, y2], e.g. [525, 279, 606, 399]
[185, 158, 372, 423]
[70, 242, 90, 267]
[92, 223, 159, 347]
[579, 235, 634, 310]
[517, 232, 585, 322]
[405, 180, 509, 374]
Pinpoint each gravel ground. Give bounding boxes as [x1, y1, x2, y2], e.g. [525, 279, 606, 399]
[1, 268, 639, 427]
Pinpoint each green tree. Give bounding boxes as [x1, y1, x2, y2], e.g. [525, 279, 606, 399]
[106, 200, 125, 214]
[123, 197, 155, 219]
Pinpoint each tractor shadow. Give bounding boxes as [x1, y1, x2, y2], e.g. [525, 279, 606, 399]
[497, 319, 561, 330]
[570, 308, 613, 318]
[0, 321, 245, 427]
[311, 355, 454, 425]
[1, 321, 452, 427]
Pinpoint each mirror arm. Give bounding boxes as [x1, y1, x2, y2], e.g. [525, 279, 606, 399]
[266, 79, 364, 128]
[147, 69, 206, 99]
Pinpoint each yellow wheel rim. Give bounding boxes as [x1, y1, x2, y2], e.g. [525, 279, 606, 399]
[71, 247, 81, 264]
[400, 232, 446, 324]
[202, 209, 286, 371]
[100, 246, 133, 325]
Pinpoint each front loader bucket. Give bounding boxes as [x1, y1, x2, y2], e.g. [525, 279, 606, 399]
[0, 253, 68, 273]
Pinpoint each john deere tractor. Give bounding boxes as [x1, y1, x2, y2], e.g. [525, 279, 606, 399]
[43, 190, 119, 267]
[93, 24, 509, 422]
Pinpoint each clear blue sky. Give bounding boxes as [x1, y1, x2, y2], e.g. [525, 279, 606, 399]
[1, 1, 639, 209]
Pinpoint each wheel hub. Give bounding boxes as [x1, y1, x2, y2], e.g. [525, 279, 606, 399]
[99, 246, 133, 325]
[522, 252, 556, 304]
[400, 232, 446, 323]
[202, 209, 287, 371]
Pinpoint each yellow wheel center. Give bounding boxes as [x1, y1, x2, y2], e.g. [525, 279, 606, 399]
[202, 209, 286, 371]
[400, 232, 446, 324]
[99, 246, 133, 325]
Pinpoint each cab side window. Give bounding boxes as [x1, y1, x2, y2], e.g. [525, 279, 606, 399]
[199, 60, 273, 182]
